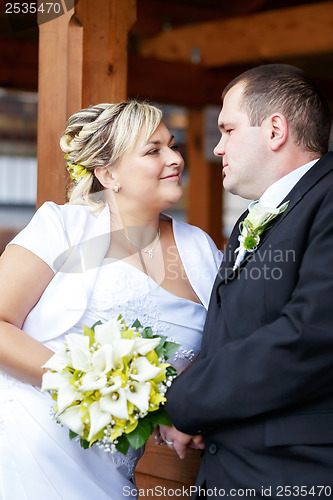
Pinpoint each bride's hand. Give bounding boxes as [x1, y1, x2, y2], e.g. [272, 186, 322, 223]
[156, 425, 204, 459]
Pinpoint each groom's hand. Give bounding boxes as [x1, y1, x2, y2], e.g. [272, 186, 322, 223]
[187, 434, 205, 451]
[157, 425, 205, 459]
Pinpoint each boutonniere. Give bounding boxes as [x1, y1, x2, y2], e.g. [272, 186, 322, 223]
[233, 200, 290, 270]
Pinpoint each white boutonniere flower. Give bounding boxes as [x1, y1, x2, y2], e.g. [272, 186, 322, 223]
[233, 200, 290, 270]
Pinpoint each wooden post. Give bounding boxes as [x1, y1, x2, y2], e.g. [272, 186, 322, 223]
[37, 7, 73, 206]
[37, 0, 136, 207]
[75, 0, 136, 107]
[186, 108, 223, 248]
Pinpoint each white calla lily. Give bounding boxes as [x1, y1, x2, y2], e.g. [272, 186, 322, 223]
[130, 357, 161, 382]
[246, 203, 280, 227]
[87, 401, 112, 441]
[94, 318, 121, 345]
[66, 334, 91, 371]
[99, 388, 129, 420]
[112, 339, 135, 365]
[134, 337, 161, 355]
[99, 375, 123, 396]
[91, 344, 115, 373]
[79, 372, 108, 392]
[42, 346, 71, 372]
[125, 381, 151, 413]
[41, 370, 72, 392]
[57, 384, 82, 413]
[79, 344, 116, 392]
[58, 405, 85, 436]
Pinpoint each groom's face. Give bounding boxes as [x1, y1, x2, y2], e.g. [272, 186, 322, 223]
[214, 82, 271, 200]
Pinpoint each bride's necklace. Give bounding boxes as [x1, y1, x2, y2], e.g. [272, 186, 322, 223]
[111, 216, 161, 259]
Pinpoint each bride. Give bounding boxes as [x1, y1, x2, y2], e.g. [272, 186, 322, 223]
[0, 100, 222, 499]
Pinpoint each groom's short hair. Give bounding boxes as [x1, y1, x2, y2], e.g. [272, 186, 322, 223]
[222, 64, 331, 156]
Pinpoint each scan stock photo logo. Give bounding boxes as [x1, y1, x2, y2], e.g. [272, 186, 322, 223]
[2, 0, 80, 32]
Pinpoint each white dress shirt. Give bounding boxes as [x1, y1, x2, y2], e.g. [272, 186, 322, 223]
[234, 159, 320, 270]
[259, 158, 319, 209]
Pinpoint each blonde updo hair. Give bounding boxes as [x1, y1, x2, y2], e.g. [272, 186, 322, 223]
[60, 100, 163, 207]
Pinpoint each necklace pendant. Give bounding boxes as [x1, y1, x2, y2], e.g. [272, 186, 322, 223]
[147, 250, 154, 259]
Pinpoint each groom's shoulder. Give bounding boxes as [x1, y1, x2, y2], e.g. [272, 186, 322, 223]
[302, 153, 333, 192]
[302, 157, 333, 207]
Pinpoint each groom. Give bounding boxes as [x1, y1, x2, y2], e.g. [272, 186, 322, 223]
[165, 64, 333, 497]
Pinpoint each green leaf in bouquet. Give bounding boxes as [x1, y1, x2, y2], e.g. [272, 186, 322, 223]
[166, 366, 177, 378]
[132, 319, 142, 329]
[80, 438, 90, 449]
[162, 341, 180, 360]
[69, 429, 94, 450]
[115, 435, 130, 455]
[154, 337, 166, 357]
[145, 407, 172, 426]
[69, 430, 78, 441]
[91, 320, 103, 332]
[153, 335, 180, 360]
[142, 326, 154, 338]
[126, 420, 153, 450]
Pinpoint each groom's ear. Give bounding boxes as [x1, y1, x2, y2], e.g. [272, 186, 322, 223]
[268, 113, 288, 151]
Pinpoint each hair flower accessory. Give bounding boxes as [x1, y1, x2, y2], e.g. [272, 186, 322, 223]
[65, 157, 88, 181]
[233, 200, 289, 270]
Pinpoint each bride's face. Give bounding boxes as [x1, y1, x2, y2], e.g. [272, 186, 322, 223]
[112, 122, 184, 213]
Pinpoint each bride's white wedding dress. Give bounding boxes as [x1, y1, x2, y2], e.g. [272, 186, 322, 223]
[0, 203, 222, 500]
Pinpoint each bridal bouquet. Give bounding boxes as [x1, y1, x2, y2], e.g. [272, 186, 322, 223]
[41, 316, 179, 455]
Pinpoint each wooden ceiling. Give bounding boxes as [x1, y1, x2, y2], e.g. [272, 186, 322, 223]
[0, 0, 332, 108]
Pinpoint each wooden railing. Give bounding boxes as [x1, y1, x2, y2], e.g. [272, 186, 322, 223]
[136, 436, 202, 499]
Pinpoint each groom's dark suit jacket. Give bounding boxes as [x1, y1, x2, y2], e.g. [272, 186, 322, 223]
[165, 152, 333, 497]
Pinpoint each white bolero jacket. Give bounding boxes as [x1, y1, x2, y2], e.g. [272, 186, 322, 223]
[10, 202, 222, 344]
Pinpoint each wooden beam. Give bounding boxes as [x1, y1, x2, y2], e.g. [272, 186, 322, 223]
[134, 0, 268, 36]
[137, 1, 333, 67]
[186, 108, 223, 248]
[0, 35, 242, 104]
[0, 38, 38, 89]
[37, 0, 136, 207]
[1, 38, 332, 107]
[128, 55, 242, 106]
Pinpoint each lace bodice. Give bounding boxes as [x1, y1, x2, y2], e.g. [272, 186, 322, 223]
[85, 260, 206, 369]
[49, 259, 207, 374]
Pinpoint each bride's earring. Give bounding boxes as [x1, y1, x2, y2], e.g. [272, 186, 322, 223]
[113, 184, 120, 193]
